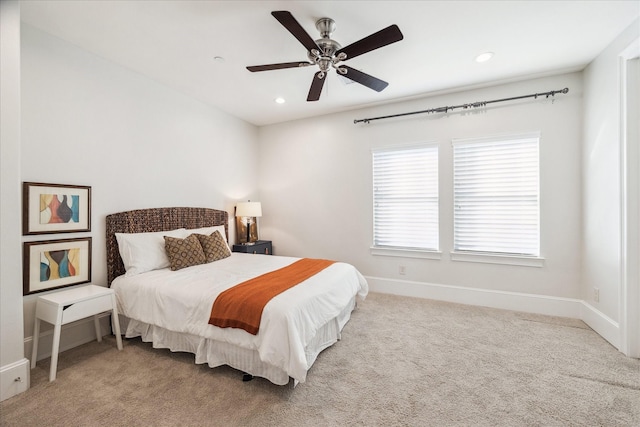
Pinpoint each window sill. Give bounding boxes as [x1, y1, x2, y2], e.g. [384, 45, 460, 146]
[370, 247, 442, 260]
[450, 251, 545, 267]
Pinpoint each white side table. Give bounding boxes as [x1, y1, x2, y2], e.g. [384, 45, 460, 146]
[31, 284, 123, 381]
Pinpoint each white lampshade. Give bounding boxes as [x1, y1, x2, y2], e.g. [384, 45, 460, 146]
[236, 201, 262, 218]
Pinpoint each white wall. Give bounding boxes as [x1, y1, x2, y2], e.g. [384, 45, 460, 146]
[19, 25, 259, 359]
[582, 20, 640, 343]
[0, 0, 30, 401]
[258, 73, 583, 311]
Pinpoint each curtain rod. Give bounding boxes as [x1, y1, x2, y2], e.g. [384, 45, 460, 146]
[353, 87, 569, 124]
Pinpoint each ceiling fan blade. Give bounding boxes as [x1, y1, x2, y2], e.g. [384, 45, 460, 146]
[336, 25, 403, 60]
[339, 66, 388, 92]
[307, 71, 327, 101]
[247, 62, 312, 72]
[272, 11, 321, 53]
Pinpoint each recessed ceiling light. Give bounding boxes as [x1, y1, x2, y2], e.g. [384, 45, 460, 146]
[213, 56, 225, 63]
[275, 97, 286, 104]
[475, 52, 494, 63]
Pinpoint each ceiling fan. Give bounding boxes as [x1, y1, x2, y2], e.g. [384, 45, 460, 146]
[247, 11, 404, 101]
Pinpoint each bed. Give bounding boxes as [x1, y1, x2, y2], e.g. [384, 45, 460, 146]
[106, 207, 368, 385]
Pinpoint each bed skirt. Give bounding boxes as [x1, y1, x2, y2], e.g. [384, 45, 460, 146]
[121, 296, 357, 385]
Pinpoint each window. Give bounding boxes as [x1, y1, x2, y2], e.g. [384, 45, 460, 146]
[372, 144, 439, 254]
[452, 133, 540, 259]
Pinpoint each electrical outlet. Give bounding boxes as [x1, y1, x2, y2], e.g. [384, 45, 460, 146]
[399, 265, 406, 275]
[593, 288, 600, 302]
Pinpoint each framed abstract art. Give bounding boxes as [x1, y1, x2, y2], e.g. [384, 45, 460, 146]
[23, 237, 92, 295]
[22, 182, 91, 235]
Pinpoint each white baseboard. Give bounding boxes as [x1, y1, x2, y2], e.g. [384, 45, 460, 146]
[366, 276, 622, 349]
[24, 313, 112, 362]
[579, 301, 620, 349]
[1, 358, 29, 402]
[366, 276, 583, 318]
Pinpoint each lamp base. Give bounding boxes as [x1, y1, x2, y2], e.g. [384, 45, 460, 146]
[235, 216, 259, 244]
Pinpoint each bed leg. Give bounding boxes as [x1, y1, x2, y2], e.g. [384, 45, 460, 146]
[242, 373, 254, 382]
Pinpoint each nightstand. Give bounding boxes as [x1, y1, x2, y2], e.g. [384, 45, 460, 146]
[232, 240, 272, 255]
[31, 284, 123, 381]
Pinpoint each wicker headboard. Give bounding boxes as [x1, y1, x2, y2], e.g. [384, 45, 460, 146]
[105, 207, 228, 286]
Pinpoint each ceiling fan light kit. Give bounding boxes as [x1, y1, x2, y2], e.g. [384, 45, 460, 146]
[246, 11, 403, 102]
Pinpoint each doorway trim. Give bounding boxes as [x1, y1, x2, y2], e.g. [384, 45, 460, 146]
[619, 37, 640, 358]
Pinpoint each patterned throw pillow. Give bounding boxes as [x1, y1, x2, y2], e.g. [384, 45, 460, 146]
[164, 234, 206, 271]
[196, 231, 231, 263]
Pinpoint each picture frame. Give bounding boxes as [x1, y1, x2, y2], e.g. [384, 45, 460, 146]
[23, 237, 92, 295]
[22, 182, 91, 235]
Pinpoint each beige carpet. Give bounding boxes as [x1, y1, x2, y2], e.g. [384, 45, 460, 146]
[2, 292, 639, 426]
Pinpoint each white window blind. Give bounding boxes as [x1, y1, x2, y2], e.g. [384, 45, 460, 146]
[372, 144, 439, 250]
[452, 133, 540, 256]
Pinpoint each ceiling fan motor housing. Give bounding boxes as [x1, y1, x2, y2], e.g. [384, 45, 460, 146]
[307, 17, 342, 71]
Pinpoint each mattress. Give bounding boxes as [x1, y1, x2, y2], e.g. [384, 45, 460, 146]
[111, 252, 368, 384]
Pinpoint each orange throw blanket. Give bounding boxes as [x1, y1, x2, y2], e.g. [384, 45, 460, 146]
[209, 258, 336, 335]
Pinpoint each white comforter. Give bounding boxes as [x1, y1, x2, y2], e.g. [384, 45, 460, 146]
[111, 253, 368, 382]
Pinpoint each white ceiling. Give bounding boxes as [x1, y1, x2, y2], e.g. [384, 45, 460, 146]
[20, 1, 640, 126]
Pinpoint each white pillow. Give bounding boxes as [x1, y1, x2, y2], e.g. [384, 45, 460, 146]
[187, 225, 229, 246]
[115, 228, 187, 276]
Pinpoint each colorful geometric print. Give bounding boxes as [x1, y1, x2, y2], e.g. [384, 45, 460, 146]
[40, 248, 80, 282]
[39, 194, 79, 224]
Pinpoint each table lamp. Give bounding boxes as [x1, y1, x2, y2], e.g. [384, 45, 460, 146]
[235, 201, 262, 244]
